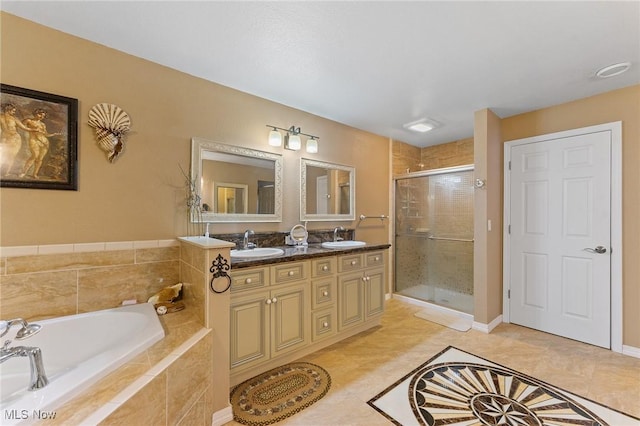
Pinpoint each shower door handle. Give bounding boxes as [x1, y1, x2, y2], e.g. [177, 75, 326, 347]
[583, 246, 607, 254]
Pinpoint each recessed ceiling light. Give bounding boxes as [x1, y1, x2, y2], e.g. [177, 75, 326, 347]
[403, 118, 437, 133]
[596, 62, 631, 78]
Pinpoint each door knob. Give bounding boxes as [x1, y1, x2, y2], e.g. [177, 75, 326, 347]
[583, 246, 607, 254]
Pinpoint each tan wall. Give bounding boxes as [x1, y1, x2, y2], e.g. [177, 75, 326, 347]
[501, 84, 640, 347]
[473, 109, 503, 324]
[0, 13, 390, 247]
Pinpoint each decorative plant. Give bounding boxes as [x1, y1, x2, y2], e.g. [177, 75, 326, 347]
[179, 164, 203, 236]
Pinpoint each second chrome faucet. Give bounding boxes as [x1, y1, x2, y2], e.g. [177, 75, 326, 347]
[243, 229, 256, 250]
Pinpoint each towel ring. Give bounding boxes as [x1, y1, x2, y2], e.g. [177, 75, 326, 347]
[209, 253, 232, 294]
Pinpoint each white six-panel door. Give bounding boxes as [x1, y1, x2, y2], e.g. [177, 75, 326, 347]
[505, 127, 614, 349]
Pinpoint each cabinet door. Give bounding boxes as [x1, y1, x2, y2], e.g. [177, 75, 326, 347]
[271, 283, 309, 356]
[230, 291, 270, 369]
[365, 268, 385, 317]
[338, 272, 364, 330]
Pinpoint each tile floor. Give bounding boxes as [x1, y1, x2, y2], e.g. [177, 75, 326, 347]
[225, 298, 640, 425]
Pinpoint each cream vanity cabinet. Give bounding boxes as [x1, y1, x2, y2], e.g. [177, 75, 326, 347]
[230, 261, 310, 373]
[337, 251, 385, 330]
[229, 249, 386, 384]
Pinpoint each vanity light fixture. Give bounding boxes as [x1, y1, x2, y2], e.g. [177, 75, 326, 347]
[403, 118, 438, 133]
[266, 125, 319, 153]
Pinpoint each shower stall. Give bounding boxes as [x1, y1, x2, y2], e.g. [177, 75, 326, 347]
[393, 165, 475, 315]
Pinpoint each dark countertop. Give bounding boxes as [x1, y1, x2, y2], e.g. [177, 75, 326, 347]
[230, 243, 391, 269]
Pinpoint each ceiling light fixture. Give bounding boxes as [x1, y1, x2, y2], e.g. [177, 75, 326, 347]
[266, 125, 320, 153]
[403, 118, 438, 133]
[596, 62, 631, 78]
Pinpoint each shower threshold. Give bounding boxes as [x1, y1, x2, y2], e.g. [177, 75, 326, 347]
[393, 292, 474, 322]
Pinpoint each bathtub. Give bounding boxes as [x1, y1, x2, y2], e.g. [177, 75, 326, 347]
[0, 303, 165, 424]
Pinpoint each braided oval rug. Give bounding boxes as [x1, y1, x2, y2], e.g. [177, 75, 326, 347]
[230, 362, 331, 426]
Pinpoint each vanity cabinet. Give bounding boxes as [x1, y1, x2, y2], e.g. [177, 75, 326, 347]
[230, 262, 310, 373]
[230, 249, 386, 385]
[337, 251, 385, 330]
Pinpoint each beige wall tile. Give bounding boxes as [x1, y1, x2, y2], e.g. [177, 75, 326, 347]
[136, 246, 180, 263]
[421, 138, 474, 170]
[177, 391, 206, 426]
[100, 373, 167, 426]
[6, 250, 134, 275]
[180, 261, 206, 324]
[78, 261, 180, 312]
[0, 270, 77, 320]
[167, 334, 212, 424]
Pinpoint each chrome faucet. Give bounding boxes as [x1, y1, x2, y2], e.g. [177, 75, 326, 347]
[333, 226, 345, 242]
[0, 318, 49, 390]
[243, 229, 256, 250]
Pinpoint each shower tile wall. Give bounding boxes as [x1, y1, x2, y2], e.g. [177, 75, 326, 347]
[427, 173, 474, 296]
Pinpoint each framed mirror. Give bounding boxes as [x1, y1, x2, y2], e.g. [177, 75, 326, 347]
[301, 158, 355, 221]
[191, 137, 283, 222]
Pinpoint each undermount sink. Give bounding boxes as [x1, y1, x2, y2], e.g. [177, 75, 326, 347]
[230, 247, 285, 259]
[321, 240, 366, 249]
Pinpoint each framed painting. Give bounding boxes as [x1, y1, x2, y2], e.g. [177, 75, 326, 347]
[0, 84, 78, 190]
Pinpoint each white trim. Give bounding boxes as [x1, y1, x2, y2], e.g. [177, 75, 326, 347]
[212, 406, 233, 426]
[622, 345, 640, 359]
[503, 121, 623, 353]
[472, 315, 503, 334]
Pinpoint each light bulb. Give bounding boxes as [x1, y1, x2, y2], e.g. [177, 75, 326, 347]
[268, 129, 282, 147]
[286, 133, 301, 150]
[306, 138, 318, 153]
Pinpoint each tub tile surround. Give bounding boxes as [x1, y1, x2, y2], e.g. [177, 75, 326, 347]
[0, 239, 222, 425]
[0, 240, 181, 321]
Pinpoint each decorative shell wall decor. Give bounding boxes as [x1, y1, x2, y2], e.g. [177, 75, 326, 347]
[88, 103, 131, 163]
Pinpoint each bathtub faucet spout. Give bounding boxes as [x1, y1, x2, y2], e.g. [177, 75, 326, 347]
[1, 340, 49, 390]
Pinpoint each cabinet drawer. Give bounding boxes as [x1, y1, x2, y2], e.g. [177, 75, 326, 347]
[365, 251, 384, 268]
[311, 308, 336, 342]
[338, 253, 363, 272]
[311, 257, 336, 278]
[231, 267, 269, 292]
[311, 278, 336, 310]
[271, 261, 308, 284]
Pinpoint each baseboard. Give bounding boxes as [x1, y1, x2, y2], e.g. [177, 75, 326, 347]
[472, 314, 503, 333]
[211, 406, 233, 426]
[622, 345, 640, 359]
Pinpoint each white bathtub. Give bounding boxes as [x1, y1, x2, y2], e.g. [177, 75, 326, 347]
[0, 303, 165, 424]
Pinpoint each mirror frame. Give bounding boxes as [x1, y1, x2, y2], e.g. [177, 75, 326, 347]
[191, 137, 283, 223]
[300, 158, 355, 221]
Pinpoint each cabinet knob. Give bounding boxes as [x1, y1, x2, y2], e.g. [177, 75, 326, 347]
[288, 271, 295, 276]
[245, 278, 252, 284]
[322, 265, 328, 271]
[265, 298, 272, 305]
[322, 322, 329, 328]
[271, 297, 278, 303]
[374, 256, 380, 262]
[322, 291, 329, 297]
[351, 260, 357, 266]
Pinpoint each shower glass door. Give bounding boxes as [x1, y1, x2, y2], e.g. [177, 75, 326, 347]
[394, 166, 474, 314]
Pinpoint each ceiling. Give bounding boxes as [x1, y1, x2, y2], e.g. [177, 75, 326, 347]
[2, 1, 639, 147]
